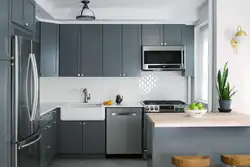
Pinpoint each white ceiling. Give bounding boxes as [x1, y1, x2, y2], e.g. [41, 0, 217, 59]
[36, 0, 207, 24]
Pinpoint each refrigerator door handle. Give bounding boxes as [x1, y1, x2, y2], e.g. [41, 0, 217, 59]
[25, 54, 32, 121]
[18, 134, 42, 150]
[30, 54, 39, 121]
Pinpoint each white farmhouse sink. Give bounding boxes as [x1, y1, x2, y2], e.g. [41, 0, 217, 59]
[60, 103, 105, 121]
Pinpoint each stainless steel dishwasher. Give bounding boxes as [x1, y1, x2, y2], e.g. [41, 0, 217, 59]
[106, 108, 142, 155]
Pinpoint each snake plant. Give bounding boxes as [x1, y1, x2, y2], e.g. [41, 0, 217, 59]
[216, 62, 236, 100]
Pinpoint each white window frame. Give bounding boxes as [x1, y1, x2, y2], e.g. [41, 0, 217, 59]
[194, 22, 209, 104]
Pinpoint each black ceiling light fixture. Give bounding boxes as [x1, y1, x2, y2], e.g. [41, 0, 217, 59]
[76, 0, 95, 21]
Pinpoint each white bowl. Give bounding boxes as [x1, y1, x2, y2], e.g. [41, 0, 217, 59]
[184, 109, 207, 118]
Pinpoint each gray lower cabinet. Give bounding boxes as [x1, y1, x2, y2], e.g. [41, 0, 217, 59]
[103, 25, 122, 77]
[40, 22, 59, 77]
[80, 25, 103, 76]
[40, 114, 57, 167]
[122, 25, 142, 77]
[0, 61, 11, 167]
[59, 121, 83, 154]
[82, 121, 105, 155]
[182, 25, 194, 76]
[142, 24, 163, 45]
[58, 120, 105, 155]
[59, 25, 80, 77]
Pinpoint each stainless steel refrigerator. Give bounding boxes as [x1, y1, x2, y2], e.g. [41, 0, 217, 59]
[11, 36, 41, 167]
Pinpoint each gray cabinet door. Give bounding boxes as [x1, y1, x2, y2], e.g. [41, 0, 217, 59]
[163, 25, 182, 45]
[59, 121, 83, 154]
[40, 126, 50, 167]
[0, 0, 9, 60]
[122, 25, 142, 77]
[80, 25, 102, 76]
[40, 23, 59, 77]
[142, 25, 163, 45]
[103, 25, 122, 76]
[24, 0, 35, 31]
[182, 25, 194, 76]
[83, 121, 105, 155]
[59, 25, 79, 76]
[12, 0, 24, 26]
[0, 61, 11, 167]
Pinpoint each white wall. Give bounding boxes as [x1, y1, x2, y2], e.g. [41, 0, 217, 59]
[216, 0, 250, 113]
[40, 72, 188, 103]
[196, 0, 208, 26]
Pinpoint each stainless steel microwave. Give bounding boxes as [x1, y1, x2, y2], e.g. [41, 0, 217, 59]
[142, 46, 186, 71]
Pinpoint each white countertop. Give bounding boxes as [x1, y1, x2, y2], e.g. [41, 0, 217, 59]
[40, 102, 67, 116]
[146, 112, 250, 127]
[40, 102, 143, 116]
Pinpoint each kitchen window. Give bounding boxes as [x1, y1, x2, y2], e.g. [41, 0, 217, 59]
[195, 24, 208, 102]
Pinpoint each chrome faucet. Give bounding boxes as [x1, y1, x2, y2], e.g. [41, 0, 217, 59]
[82, 88, 91, 103]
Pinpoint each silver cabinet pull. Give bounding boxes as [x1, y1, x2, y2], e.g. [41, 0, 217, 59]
[120, 74, 122, 76]
[83, 122, 85, 125]
[79, 123, 82, 125]
[77, 74, 80, 76]
[122, 74, 126, 77]
[47, 145, 51, 149]
[160, 43, 163, 45]
[25, 23, 29, 27]
[164, 42, 167, 45]
[81, 74, 84, 76]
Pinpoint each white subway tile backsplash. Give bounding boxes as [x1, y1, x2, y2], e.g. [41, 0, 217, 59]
[40, 72, 188, 103]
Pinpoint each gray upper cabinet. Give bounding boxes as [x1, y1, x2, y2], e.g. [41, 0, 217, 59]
[80, 25, 103, 76]
[0, 0, 9, 60]
[182, 25, 194, 76]
[163, 25, 182, 45]
[11, 0, 35, 31]
[59, 121, 83, 154]
[24, 0, 35, 31]
[82, 121, 105, 155]
[142, 24, 163, 45]
[59, 25, 79, 77]
[122, 25, 142, 77]
[40, 23, 59, 77]
[12, 0, 24, 26]
[103, 25, 122, 77]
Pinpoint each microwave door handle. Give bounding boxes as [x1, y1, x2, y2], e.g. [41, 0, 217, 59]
[181, 48, 184, 68]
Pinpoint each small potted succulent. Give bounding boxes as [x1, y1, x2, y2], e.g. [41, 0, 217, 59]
[217, 62, 236, 112]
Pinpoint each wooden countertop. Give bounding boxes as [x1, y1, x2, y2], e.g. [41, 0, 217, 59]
[146, 112, 250, 127]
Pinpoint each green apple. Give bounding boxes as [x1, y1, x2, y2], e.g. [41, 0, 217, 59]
[199, 107, 204, 110]
[196, 102, 203, 109]
[192, 106, 199, 110]
[189, 102, 196, 108]
[185, 108, 191, 110]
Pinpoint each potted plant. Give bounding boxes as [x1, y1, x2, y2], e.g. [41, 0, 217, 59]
[217, 62, 236, 112]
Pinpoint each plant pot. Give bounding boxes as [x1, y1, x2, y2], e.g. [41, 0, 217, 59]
[219, 100, 232, 112]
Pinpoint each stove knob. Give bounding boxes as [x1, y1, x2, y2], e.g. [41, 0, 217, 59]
[145, 106, 149, 110]
[150, 106, 154, 111]
[155, 106, 159, 111]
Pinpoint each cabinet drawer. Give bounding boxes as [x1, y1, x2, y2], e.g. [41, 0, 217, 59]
[40, 110, 56, 128]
